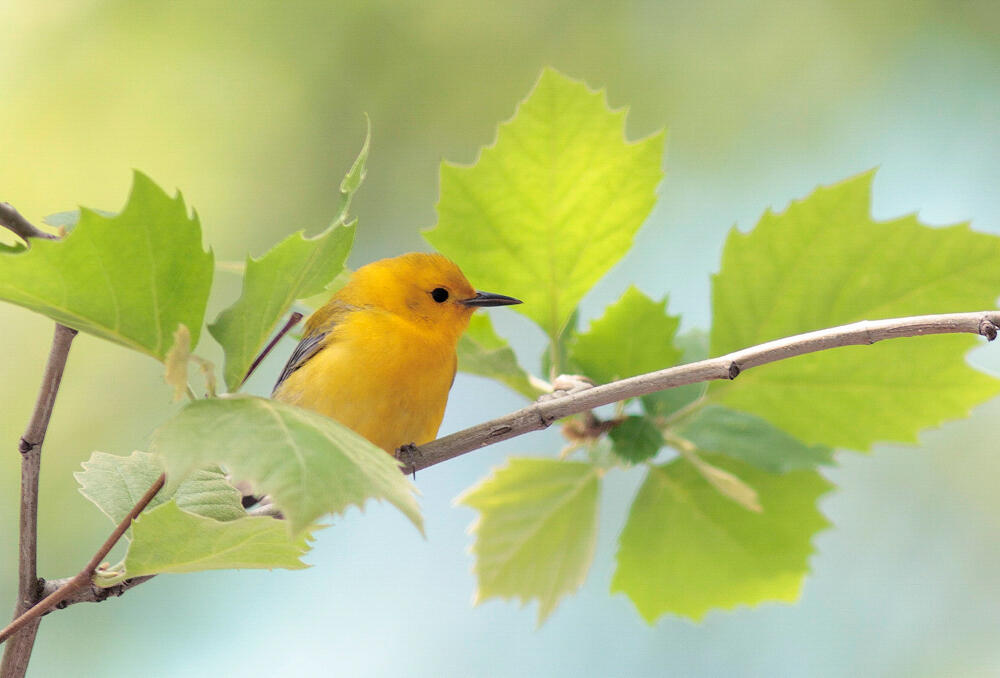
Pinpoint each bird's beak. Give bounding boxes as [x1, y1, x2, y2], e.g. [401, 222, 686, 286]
[460, 291, 523, 307]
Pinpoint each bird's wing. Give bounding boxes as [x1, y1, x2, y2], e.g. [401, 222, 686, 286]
[272, 303, 354, 394]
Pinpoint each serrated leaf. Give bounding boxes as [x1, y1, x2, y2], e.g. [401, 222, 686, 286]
[612, 455, 831, 622]
[676, 405, 832, 472]
[425, 68, 664, 341]
[570, 286, 682, 386]
[0, 172, 213, 360]
[76, 450, 245, 524]
[120, 501, 310, 579]
[458, 314, 542, 399]
[152, 396, 422, 535]
[641, 329, 709, 418]
[458, 458, 600, 624]
[608, 416, 663, 463]
[710, 171, 1000, 449]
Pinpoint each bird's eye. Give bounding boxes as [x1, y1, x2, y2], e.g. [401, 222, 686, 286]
[431, 287, 449, 303]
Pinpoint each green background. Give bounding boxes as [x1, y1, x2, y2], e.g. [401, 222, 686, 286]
[2, 1, 1000, 675]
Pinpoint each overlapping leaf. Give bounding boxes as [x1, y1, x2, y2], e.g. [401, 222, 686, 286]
[0, 172, 213, 359]
[711, 172, 1000, 449]
[426, 68, 664, 342]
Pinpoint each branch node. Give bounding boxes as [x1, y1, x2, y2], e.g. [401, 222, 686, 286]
[17, 438, 34, 454]
[727, 362, 741, 379]
[979, 318, 998, 341]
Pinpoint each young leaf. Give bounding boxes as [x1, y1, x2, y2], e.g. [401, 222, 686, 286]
[425, 68, 664, 341]
[164, 324, 192, 402]
[676, 405, 833, 473]
[120, 501, 311, 579]
[0, 172, 213, 360]
[612, 455, 831, 622]
[570, 286, 682, 385]
[457, 314, 543, 399]
[208, 124, 367, 391]
[711, 171, 1000, 449]
[76, 450, 245, 524]
[152, 396, 422, 536]
[458, 458, 601, 624]
[608, 415, 663, 463]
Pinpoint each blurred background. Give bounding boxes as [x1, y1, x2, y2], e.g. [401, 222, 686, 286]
[2, 1, 1000, 675]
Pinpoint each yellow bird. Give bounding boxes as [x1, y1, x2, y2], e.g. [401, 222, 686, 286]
[272, 253, 521, 453]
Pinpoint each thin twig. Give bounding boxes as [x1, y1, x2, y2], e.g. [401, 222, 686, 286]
[0, 475, 165, 645]
[403, 311, 1000, 473]
[1, 324, 77, 677]
[0, 203, 56, 243]
[241, 312, 304, 387]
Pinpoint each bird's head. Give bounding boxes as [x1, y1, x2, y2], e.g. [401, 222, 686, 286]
[344, 252, 521, 340]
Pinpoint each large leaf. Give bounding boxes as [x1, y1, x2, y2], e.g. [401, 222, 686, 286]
[152, 396, 422, 535]
[612, 455, 831, 622]
[570, 285, 681, 385]
[710, 171, 1000, 449]
[458, 458, 601, 624]
[208, 126, 367, 391]
[457, 314, 542, 399]
[121, 502, 311, 579]
[0, 171, 213, 359]
[425, 68, 664, 342]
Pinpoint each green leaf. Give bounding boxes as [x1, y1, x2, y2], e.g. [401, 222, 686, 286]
[710, 171, 1000, 449]
[570, 286, 682, 385]
[608, 416, 663, 463]
[208, 124, 367, 391]
[612, 455, 832, 622]
[641, 329, 709, 418]
[120, 501, 310, 579]
[458, 458, 601, 624]
[152, 396, 422, 536]
[676, 405, 833, 473]
[457, 314, 542, 399]
[425, 68, 664, 341]
[0, 172, 213, 360]
[76, 450, 245, 524]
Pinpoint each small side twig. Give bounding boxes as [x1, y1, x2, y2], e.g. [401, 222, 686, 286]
[0, 474, 165, 646]
[0, 203, 56, 243]
[241, 312, 304, 387]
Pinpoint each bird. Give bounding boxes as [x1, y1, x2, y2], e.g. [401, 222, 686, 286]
[272, 252, 521, 455]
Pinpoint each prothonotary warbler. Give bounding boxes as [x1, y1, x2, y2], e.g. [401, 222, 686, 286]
[272, 252, 521, 453]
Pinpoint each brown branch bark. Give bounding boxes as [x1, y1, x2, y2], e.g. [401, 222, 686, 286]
[1, 325, 77, 677]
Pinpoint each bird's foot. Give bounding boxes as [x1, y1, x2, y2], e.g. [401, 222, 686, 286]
[395, 442, 422, 479]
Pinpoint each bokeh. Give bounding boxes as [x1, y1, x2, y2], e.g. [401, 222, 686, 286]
[2, 1, 1000, 676]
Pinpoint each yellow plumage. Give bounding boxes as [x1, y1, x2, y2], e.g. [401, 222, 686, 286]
[272, 253, 520, 453]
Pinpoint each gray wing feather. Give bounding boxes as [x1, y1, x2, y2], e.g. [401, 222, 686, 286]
[272, 331, 328, 394]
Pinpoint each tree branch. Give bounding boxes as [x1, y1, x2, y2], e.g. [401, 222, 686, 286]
[405, 310, 1000, 472]
[0, 203, 56, 243]
[1, 324, 77, 677]
[0, 475, 165, 646]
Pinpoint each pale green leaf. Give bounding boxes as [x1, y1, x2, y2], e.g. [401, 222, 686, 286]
[612, 455, 831, 622]
[458, 458, 601, 624]
[608, 416, 663, 463]
[0, 172, 213, 359]
[163, 324, 192, 402]
[711, 171, 1000, 449]
[152, 396, 422, 535]
[121, 501, 310, 578]
[570, 286, 682, 385]
[458, 314, 543, 399]
[425, 68, 664, 341]
[76, 450, 245, 524]
[676, 405, 833, 472]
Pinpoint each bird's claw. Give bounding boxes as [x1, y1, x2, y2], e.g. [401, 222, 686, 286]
[396, 442, 422, 479]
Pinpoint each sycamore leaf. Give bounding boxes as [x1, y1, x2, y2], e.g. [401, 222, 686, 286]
[458, 314, 543, 399]
[570, 286, 682, 385]
[119, 501, 311, 579]
[608, 416, 663, 464]
[208, 126, 367, 391]
[76, 450, 245, 524]
[676, 405, 833, 473]
[0, 172, 213, 360]
[152, 396, 422, 535]
[710, 171, 1000, 449]
[458, 458, 601, 624]
[612, 455, 831, 622]
[425, 68, 664, 341]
